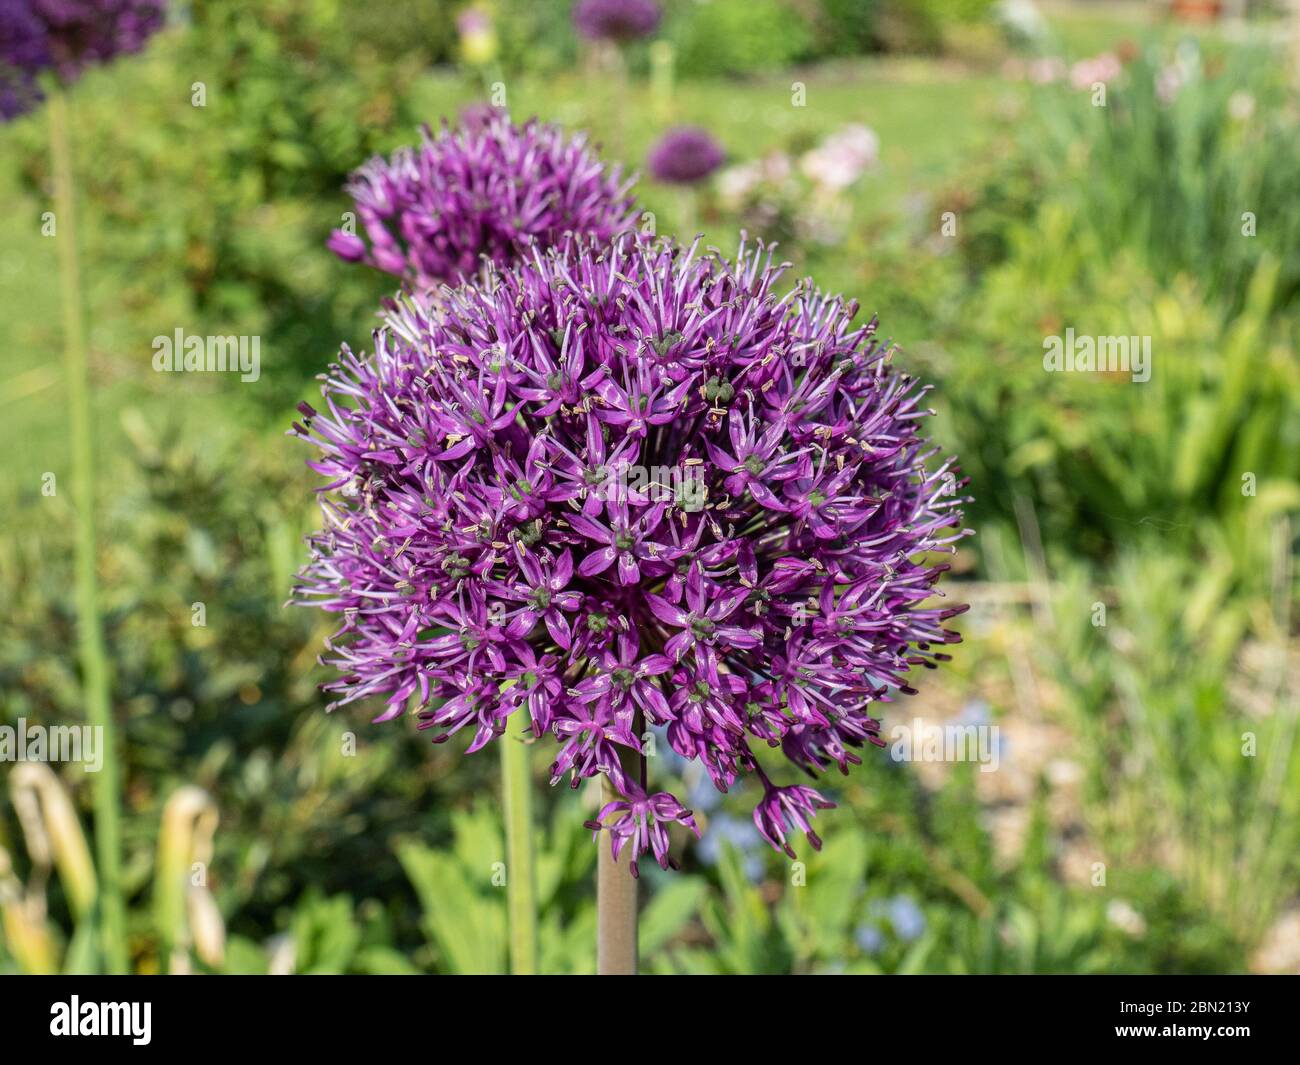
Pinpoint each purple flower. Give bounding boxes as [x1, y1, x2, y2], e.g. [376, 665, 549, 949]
[294, 234, 970, 873]
[489, 544, 583, 653]
[647, 126, 724, 185]
[1, 0, 165, 119]
[572, 631, 673, 732]
[572, 0, 660, 43]
[328, 113, 639, 289]
[753, 779, 835, 858]
[585, 784, 698, 877]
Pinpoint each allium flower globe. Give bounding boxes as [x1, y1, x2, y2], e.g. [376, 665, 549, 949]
[294, 235, 969, 875]
[0, 0, 166, 118]
[328, 114, 639, 290]
[647, 126, 725, 185]
[572, 0, 661, 43]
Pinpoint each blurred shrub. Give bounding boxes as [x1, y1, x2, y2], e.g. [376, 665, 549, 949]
[974, 42, 1300, 316]
[8, 1, 476, 408]
[337, 0, 460, 67]
[494, 0, 582, 75]
[873, 0, 998, 54]
[919, 42, 1300, 564]
[668, 0, 814, 76]
[940, 249, 1300, 566]
[811, 0, 881, 58]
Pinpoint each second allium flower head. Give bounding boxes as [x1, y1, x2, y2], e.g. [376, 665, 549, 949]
[295, 232, 970, 876]
[328, 113, 640, 290]
[647, 126, 724, 185]
[0, 0, 166, 119]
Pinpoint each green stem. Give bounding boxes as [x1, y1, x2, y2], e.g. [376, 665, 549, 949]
[596, 771, 638, 975]
[609, 43, 628, 159]
[678, 187, 699, 244]
[596, 733, 642, 975]
[49, 86, 127, 975]
[500, 730, 538, 974]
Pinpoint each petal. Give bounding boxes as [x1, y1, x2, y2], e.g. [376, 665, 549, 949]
[544, 611, 572, 650]
[664, 631, 693, 662]
[568, 513, 612, 544]
[551, 548, 574, 587]
[617, 552, 640, 586]
[638, 654, 674, 676]
[645, 593, 688, 627]
[579, 546, 617, 577]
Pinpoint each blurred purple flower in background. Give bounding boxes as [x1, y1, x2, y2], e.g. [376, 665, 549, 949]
[0, 0, 165, 118]
[647, 125, 724, 184]
[572, 0, 661, 43]
[294, 234, 969, 875]
[328, 113, 639, 290]
[0, 0, 48, 117]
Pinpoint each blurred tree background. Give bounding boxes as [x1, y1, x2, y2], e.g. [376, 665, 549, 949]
[1, 0, 1298, 974]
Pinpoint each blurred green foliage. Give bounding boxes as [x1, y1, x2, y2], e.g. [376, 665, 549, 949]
[934, 42, 1300, 566]
[668, 0, 815, 77]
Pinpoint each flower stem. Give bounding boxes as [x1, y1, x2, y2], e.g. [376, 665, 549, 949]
[500, 731, 538, 974]
[49, 86, 128, 975]
[596, 771, 638, 974]
[677, 188, 698, 243]
[608, 43, 628, 159]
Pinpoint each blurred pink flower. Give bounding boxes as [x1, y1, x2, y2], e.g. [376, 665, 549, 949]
[800, 124, 879, 191]
[1069, 52, 1121, 91]
[1028, 56, 1066, 84]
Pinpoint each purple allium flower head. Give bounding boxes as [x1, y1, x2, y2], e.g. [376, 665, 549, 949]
[1, 0, 166, 119]
[328, 114, 639, 290]
[293, 234, 970, 874]
[647, 126, 724, 185]
[572, 0, 661, 43]
[0, 1, 48, 118]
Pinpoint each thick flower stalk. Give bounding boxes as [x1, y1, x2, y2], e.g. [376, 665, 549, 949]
[327, 114, 639, 291]
[0, 0, 166, 119]
[293, 235, 969, 877]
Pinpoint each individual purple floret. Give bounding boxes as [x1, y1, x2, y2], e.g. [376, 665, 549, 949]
[293, 234, 970, 874]
[0, 0, 166, 119]
[572, 0, 661, 43]
[327, 113, 639, 290]
[647, 126, 724, 185]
